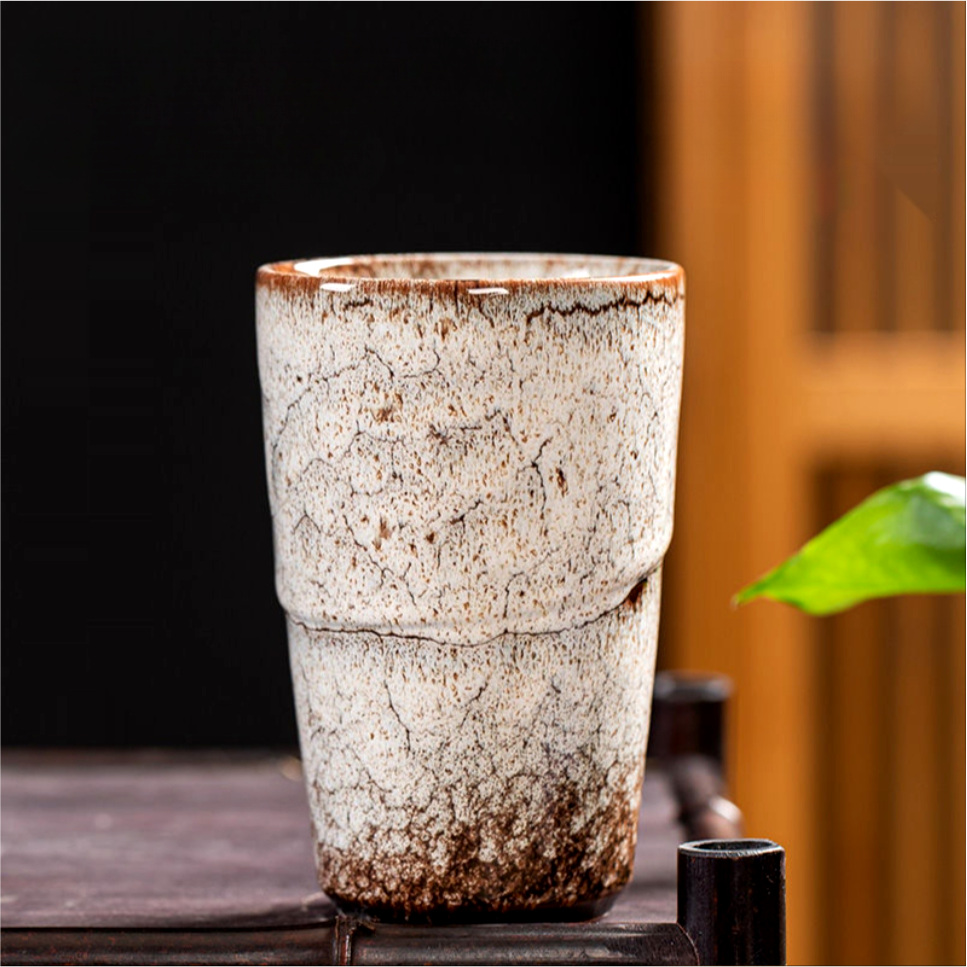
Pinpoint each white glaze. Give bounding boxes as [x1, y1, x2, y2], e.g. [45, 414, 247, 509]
[256, 254, 685, 916]
[289, 572, 661, 912]
[257, 255, 684, 645]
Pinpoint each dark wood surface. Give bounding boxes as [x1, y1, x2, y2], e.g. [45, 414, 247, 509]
[0, 751, 694, 964]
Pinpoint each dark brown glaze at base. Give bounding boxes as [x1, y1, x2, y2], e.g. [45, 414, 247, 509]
[331, 892, 619, 926]
[312, 771, 643, 922]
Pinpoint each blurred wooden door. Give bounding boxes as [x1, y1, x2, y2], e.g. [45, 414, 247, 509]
[646, 3, 965, 964]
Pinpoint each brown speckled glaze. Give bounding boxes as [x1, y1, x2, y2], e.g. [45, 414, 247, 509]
[256, 254, 685, 920]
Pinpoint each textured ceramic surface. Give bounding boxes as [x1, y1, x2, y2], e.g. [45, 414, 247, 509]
[256, 254, 685, 919]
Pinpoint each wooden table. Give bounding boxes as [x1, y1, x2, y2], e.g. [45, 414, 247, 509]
[1, 675, 784, 965]
[1, 751, 700, 965]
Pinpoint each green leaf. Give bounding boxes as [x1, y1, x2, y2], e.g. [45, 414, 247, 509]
[734, 473, 966, 615]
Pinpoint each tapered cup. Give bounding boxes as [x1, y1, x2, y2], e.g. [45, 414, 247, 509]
[256, 254, 685, 920]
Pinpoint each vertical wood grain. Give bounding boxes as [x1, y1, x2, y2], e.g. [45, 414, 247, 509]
[892, 2, 939, 334]
[831, 2, 882, 334]
[652, 2, 749, 719]
[946, 594, 966, 963]
[647, 5, 963, 964]
[875, 3, 897, 334]
[951, 2, 966, 333]
[933, 2, 954, 333]
[821, 470, 889, 966]
[741, 9, 819, 964]
[888, 592, 943, 962]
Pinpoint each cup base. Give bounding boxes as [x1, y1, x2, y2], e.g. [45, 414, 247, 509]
[330, 891, 619, 925]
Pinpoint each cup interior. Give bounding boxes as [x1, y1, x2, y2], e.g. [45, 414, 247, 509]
[281, 253, 678, 283]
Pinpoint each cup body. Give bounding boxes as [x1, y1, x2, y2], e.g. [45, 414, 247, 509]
[256, 254, 685, 920]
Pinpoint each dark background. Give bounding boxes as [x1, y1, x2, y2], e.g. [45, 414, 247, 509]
[3, 4, 651, 746]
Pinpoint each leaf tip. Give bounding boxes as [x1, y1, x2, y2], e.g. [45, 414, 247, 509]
[733, 577, 767, 609]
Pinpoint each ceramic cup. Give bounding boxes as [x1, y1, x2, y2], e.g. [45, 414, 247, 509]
[256, 254, 685, 921]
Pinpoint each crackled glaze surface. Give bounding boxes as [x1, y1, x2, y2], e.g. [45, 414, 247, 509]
[289, 573, 661, 917]
[257, 255, 684, 645]
[256, 254, 685, 918]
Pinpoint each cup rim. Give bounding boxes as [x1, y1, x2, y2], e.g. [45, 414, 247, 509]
[256, 252, 684, 294]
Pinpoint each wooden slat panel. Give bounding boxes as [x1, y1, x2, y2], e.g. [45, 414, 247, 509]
[952, 3, 966, 333]
[892, 3, 940, 334]
[933, 2, 954, 333]
[819, 470, 889, 966]
[651, 2, 749, 698]
[819, 464, 963, 966]
[653, 6, 822, 961]
[740, 9, 819, 965]
[884, 452, 962, 964]
[830, 2, 883, 334]
[946, 595, 966, 964]
[800, 332, 966, 458]
[875, 3, 898, 334]
[648, 5, 964, 965]
[893, 189, 936, 331]
[888, 593, 943, 963]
